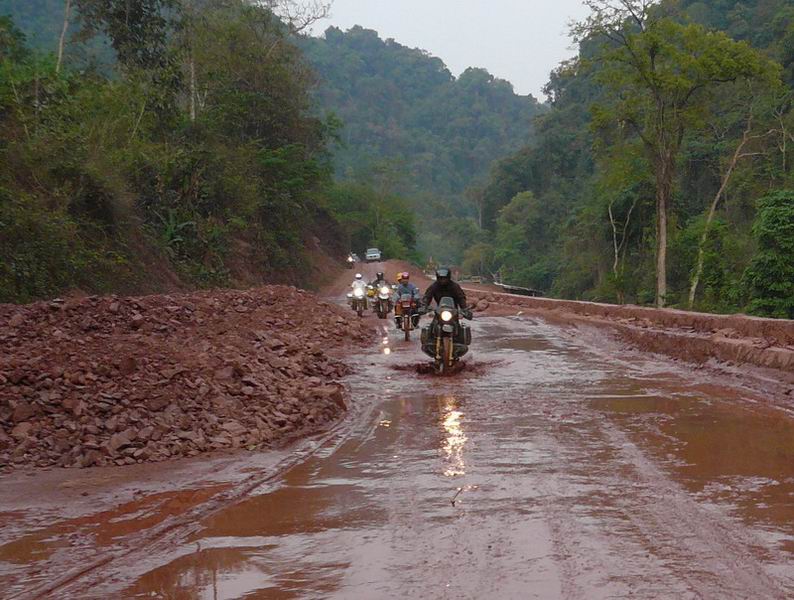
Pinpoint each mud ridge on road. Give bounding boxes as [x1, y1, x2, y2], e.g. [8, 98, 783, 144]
[0, 286, 375, 472]
[467, 290, 794, 389]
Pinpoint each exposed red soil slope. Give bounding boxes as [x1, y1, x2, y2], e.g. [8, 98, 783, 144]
[0, 286, 374, 472]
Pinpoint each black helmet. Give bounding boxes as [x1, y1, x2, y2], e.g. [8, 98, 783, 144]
[436, 267, 451, 283]
[376, 271, 384, 280]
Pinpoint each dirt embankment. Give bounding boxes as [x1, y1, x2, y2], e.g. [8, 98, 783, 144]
[0, 287, 374, 472]
[468, 291, 794, 382]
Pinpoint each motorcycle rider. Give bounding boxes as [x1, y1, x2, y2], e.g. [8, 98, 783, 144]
[419, 267, 470, 314]
[419, 267, 472, 352]
[393, 272, 420, 329]
[351, 273, 368, 296]
[370, 271, 389, 288]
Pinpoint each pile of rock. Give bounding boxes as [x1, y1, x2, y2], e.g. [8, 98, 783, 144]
[0, 287, 373, 471]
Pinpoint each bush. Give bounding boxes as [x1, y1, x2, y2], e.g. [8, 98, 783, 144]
[744, 190, 794, 319]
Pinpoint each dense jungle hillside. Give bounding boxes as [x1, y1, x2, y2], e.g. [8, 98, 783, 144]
[0, 0, 421, 303]
[470, 0, 794, 316]
[300, 26, 545, 259]
[2, 0, 793, 319]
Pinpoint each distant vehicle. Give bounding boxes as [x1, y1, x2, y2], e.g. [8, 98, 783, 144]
[365, 248, 382, 262]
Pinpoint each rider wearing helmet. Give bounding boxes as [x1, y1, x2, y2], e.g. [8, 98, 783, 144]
[419, 268, 472, 355]
[393, 272, 419, 302]
[393, 272, 420, 328]
[370, 271, 388, 287]
[351, 273, 366, 291]
[420, 267, 469, 314]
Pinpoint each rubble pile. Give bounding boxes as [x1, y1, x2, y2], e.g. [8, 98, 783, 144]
[0, 287, 373, 471]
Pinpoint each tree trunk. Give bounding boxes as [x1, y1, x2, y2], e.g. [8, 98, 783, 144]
[56, 0, 72, 74]
[687, 124, 771, 308]
[655, 159, 672, 308]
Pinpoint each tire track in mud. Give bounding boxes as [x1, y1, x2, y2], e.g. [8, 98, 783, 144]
[13, 311, 794, 599]
[533, 394, 794, 600]
[14, 398, 385, 600]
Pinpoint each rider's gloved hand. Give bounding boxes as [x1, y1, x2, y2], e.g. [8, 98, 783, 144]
[462, 309, 473, 320]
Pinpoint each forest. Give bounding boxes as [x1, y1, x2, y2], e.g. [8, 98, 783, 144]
[0, 0, 419, 302]
[1, 0, 793, 318]
[466, 0, 794, 317]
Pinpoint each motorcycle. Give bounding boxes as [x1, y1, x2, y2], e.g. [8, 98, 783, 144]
[347, 285, 368, 317]
[420, 296, 472, 374]
[346, 254, 355, 269]
[374, 284, 393, 319]
[396, 293, 420, 341]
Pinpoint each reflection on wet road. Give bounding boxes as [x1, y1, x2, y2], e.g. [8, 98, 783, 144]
[5, 317, 794, 599]
[116, 317, 794, 599]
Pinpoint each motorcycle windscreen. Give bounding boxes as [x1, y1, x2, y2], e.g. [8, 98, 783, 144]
[438, 296, 456, 309]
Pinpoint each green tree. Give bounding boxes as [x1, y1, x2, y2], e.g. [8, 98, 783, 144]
[576, 0, 779, 307]
[744, 190, 794, 318]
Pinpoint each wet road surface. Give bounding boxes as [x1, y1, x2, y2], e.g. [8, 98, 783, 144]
[4, 315, 794, 598]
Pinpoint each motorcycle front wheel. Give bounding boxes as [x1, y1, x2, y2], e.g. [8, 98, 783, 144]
[439, 337, 453, 374]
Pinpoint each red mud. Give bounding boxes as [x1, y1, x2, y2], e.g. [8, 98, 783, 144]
[0, 286, 375, 472]
[467, 290, 794, 383]
[388, 359, 505, 377]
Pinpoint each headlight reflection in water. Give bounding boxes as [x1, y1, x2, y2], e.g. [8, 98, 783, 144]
[440, 396, 466, 477]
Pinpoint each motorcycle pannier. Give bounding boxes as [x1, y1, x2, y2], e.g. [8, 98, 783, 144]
[459, 323, 472, 346]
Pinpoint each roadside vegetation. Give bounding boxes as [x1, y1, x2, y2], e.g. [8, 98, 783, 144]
[465, 0, 794, 316]
[2, 0, 793, 318]
[0, 0, 419, 303]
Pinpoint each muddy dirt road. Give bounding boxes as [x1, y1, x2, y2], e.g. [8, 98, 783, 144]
[3, 266, 794, 598]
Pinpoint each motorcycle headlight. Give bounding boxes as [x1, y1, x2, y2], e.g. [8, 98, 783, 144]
[347, 257, 354, 263]
[353, 288, 364, 298]
[380, 286, 390, 295]
[440, 310, 453, 322]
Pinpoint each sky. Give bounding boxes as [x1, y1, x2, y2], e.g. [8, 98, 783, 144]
[310, 0, 593, 100]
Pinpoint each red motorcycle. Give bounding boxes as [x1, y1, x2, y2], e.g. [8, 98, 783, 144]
[397, 293, 419, 341]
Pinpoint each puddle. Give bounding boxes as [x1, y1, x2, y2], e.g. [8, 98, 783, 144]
[0, 485, 228, 598]
[6, 316, 794, 599]
[593, 391, 794, 553]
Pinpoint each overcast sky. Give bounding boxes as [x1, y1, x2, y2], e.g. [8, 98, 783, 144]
[310, 0, 593, 100]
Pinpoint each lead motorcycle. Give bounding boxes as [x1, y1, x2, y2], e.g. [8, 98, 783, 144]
[420, 297, 472, 374]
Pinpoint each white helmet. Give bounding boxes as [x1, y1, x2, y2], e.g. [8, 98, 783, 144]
[355, 273, 363, 280]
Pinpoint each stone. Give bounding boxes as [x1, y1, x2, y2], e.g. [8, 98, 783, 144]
[107, 429, 136, 453]
[62, 398, 85, 417]
[8, 313, 24, 328]
[221, 420, 247, 435]
[119, 356, 137, 375]
[105, 416, 118, 433]
[79, 450, 103, 468]
[146, 397, 170, 412]
[12, 402, 36, 423]
[11, 422, 34, 439]
[130, 314, 145, 330]
[312, 385, 347, 410]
